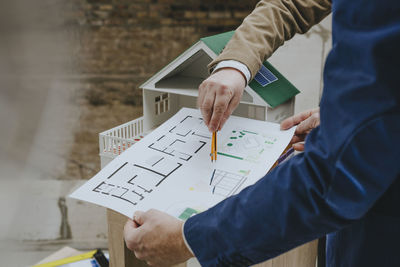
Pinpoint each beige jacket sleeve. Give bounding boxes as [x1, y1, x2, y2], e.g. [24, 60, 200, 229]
[209, 0, 332, 79]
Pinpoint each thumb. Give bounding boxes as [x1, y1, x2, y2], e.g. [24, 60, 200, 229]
[280, 117, 294, 130]
[134, 210, 146, 226]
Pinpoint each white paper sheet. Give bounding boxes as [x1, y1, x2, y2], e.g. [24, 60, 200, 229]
[69, 108, 295, 219]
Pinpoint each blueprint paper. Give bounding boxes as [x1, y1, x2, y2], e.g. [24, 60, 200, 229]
[69, 108, 296, 219]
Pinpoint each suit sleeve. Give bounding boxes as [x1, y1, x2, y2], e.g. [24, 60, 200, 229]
[209, 0, 331, 79]
[184, 113, 400, 266]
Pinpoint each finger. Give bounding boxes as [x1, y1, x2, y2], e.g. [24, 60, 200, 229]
[124, 220, 140, 251]
[218, 93, 241, 131]
[197, 82, 206, 108]
[197, 81, 208, 117]
[199, 87, 216, 126]
[134, 250, 145, 261]
[295, 112, 320, 135]
[293, 142, 305, 151]
[209, 87, 231, 131]
[280, 109, 315, 130]
[290, 134, 306, 144]
[125, 218, 140, 229]
[134, 210, 146, 226]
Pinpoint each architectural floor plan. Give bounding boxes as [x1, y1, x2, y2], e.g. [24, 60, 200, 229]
[70, 108, 295, 219]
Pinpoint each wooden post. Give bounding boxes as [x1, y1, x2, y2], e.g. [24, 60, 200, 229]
[107, 209, 148, 267]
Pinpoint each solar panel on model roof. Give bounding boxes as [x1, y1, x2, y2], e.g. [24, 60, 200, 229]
[254, 65, 278, 87]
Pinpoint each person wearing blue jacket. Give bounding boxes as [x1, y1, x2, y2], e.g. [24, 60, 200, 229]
[123, 0, 400, 266]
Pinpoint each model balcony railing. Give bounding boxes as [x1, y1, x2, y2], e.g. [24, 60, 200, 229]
[99, 116, 147, 159]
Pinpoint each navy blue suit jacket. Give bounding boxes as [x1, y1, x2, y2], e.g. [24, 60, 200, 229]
[184, 0, 400, 266]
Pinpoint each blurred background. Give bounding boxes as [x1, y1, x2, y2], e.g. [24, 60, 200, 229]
[0, 0, 331, 265]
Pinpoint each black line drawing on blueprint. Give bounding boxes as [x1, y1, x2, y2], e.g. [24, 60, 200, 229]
[148, 135, 206, 161]
[169, 116, 211, 139]
[169, 116, 193, 137]
[92, 156, 182, 206]
[149, 116, 210, 161]
[210, 169, 247, 197]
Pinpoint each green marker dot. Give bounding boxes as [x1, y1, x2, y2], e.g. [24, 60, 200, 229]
[227, 143, 233, 147]
[230, 137, 237, 139]
[239, 135, 243, 138]
[232, 130, 236, 133]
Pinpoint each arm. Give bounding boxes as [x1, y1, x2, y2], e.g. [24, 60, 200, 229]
[210, 0, 332, 79]
[123, 111, 400, 266]
[184, 113, 400, 265]
[199, 0, 331, 131]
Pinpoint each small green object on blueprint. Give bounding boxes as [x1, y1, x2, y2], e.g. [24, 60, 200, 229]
[178, 208, 199, 220]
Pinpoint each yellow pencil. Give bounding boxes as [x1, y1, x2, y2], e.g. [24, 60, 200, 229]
[214, 131, 217, 160]
[33, 250, 98, 267]
[211, 132, 215, 161]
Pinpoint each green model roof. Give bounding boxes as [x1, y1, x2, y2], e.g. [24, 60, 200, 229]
[201, 31, 235, 55]
[201, 31, 299, 108]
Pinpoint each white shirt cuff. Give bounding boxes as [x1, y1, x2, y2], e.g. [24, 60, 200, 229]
[213, 60, 251, 85]
[182, 221, 195, 256]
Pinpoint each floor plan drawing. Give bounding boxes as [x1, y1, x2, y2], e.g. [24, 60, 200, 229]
[148, 135, 206, 161]
[147, 115, 209, 161]
[90, 156, 182, 207]
[70, 108, 296, 218]
[169, 116, 204, 136]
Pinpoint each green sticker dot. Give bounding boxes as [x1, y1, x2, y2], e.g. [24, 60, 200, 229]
[227, 143, 233, 147]
[239, 135, 243, 138]
[232, 130, 236, 133]
[230, 137, 237, 139]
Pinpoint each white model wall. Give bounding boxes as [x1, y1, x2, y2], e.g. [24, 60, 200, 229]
[266, 98, 295, 123]
[143, 90, 180, 130]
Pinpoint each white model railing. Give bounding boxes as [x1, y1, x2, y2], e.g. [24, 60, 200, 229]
[99, 116, 147, 159]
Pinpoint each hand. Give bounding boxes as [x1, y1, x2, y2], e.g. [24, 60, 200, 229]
[198, 68, 246, 132]
[280, 108, 320, 151]
[124, 209, 194, 267]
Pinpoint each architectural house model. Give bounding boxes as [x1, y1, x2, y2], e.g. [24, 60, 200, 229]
[99, 31, 299, 166]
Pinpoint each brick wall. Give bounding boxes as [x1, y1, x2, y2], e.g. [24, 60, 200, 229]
[71, 0, 258, 78]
